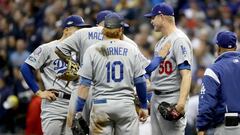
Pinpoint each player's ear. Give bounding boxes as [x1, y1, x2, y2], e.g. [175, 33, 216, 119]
[119, 28, 124, 40]
[63, 28, 68, 33]
[119, 27, 123, 33]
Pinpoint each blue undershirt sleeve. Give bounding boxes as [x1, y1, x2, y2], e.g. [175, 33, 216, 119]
[134, 75, 147, 109]
[20, 63, 39, 93]
[76, 96, 86, 112]
[178, 61, 191, 70]
[145, 56, 163, 75]
[79, 76, 92, 87]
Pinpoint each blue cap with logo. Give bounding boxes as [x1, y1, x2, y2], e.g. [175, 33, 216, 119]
[62, 15, 91, 28]
[216, 31, 237, 49]
[104, 12, 129, 29]
[144, 3, 174, 18]
[96, 10, 113, 24]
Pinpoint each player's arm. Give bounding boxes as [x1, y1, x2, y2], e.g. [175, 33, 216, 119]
[21, 46, 57, 101]
[145, 43, 171, 76]
[20, 63, 40, 94]
[197, 68, 220, 134]
[20, 63, 57, 101]
[176, 62, 191, 113]
[134, 75, 149, 122]
[75, 47, 93, 112]
[75, 77, 91, 112]
[173, 38, 192, 113]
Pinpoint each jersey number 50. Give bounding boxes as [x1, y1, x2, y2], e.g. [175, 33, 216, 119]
[159, 60, 173, 75]
[106, 61, 124, 83]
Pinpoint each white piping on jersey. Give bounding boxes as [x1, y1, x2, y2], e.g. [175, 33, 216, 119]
[204, 68, 220, 84]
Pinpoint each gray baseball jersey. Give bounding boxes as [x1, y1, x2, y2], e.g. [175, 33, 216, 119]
[80, 39, 145, 135]
[80, 39, 145, 100]
[56, 26, 149, 68]
[25, 40, 76, 94]
[150, 28, 192, 135]
[25, 40, 76, 135]
[150, 28, 193, 92]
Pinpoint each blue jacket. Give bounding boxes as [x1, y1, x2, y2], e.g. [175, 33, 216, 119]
[197, 51, 240, 131]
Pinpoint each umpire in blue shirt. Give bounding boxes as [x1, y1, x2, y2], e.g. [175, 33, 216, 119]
[197, 31, 240, 135]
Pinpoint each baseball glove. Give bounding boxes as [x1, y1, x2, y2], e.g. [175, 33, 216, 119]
[55, 48, 79, 87]
[158, 102, 184, 121]
[71, 112, 89, 135]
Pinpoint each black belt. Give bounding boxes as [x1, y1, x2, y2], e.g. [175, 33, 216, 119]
[154, 89, 179, 95]
[54, 92, 71, 100]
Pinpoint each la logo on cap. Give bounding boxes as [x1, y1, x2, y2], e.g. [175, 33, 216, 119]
[67, 21, 73, 25]
[233, 59, 239, 63]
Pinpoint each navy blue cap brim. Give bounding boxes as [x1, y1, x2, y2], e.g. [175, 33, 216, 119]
[144, 13, 155, 18]
[75, 24, 92, 28]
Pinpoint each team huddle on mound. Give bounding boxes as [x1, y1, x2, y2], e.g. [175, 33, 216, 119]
[20, 2, 240, 135]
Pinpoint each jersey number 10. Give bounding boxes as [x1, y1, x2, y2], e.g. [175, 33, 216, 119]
[106, 61, 124, 83]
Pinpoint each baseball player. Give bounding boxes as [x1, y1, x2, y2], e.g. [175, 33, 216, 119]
[144, 3, 193, 135]
[75, 12, 148, 135]
[56, 10, 150, 127]
[20, 15, 91, 135]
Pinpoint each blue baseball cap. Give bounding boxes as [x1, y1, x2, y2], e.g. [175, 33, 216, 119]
[62, 15, 91, 28]
[96, 10, 112, 24]
[216, 31, 237, 49]
[144, 3, 174, 18]
[104, 13, 129, 29]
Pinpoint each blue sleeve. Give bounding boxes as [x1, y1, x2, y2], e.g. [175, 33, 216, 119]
[178, 61, 191, 70]
[76, 96, 86, 112]
[79, 76, 92, 87]
[197, 75, 220, 131]
[134, 76, 147, 109]
[147, 92, 152, 102]
[145, 56, 163, 75]
[20, 63, 39, 93]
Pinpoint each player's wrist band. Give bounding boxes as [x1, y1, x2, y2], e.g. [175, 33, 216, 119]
[76, 96, 86, 112]
[140, 102, 148, 109]
[35, 90, 43, 96]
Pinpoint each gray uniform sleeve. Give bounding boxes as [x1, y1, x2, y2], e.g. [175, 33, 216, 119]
[134, 51, 146, 78]
[79, 49, 93, 80]
[123, 35, 150, 68]
[173, 38, 192, 66]
[56, 31, 81, 56]
[137, 49, 150, 68]
[25, 46, 49, 69]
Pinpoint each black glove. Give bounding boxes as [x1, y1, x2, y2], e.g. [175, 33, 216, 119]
[71, 112, 89, 135]
[158, 102, 184, 121]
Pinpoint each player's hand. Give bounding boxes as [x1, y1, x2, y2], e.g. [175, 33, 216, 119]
[159, 42, 171, 58]
[36, 89, 57, 102]
[197, 131, 205, 135]
[138, 108, 149, 122]
[175, 104, 185, 114]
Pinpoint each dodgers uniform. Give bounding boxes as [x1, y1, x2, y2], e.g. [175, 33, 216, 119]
[80, 39, 146, 135]
[150, 28, 193, 135]
[25, 40, 77, 135]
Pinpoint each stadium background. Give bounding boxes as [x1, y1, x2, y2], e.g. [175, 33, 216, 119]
[0, 0, 239, 134]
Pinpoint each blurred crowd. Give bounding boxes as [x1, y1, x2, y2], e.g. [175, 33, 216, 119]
[0, 0, 239, 134]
